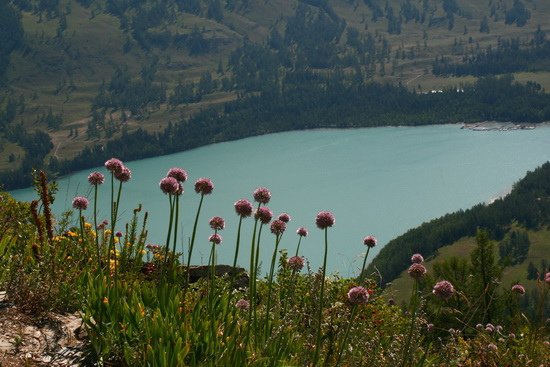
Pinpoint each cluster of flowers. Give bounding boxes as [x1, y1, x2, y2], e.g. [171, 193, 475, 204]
[407, 253, 455, 300]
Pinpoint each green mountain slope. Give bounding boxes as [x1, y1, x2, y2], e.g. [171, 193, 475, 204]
[367, 161, 550, 286]
[2, 0, 550, 189]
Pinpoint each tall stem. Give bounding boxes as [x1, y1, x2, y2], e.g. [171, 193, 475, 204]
[245, 217, 260, 348]
[231, 216, 243, 286]
[264, 234, 282, 341]
[335, 305, 358, 366]
[295, 237, 302, 257]
[358, 247, 371, 284]
[163, 194, 174, 271]
[171, 194, 180, 266]
[186, 194, 204, 285]
[401, 280, 419, 367]
[93, 185, 101, 270]
[313, 228, 329, 366]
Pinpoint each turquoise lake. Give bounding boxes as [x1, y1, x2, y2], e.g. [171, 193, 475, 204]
[9, 125, 550, 276]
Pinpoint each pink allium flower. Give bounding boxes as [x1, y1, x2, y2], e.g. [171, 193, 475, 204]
[253, 187, 271, 204]
[115, 231, 123, 238]
[209, 233, 222, 245]
[72, 196, 89, 210]
[486, 343, 498, 352]
[363, 235, 377, 248]
[408, 263, 427, 279]
[297, 227, 308, 237]
[545, 272, 550, 284]
[433, 280, 455, 300]
[485, 323, 495, 333]
[167, 167, 188, 182]
[159, 177, 179, 195]
[175, 183, 184, 196]
[347, 286, 370, 305]
[209, 216, 225, 231]
[114, 166, 131, 182]
[426, 323, 434, 332]
[105, 158, 124, 173]
[476, 323, 484, 331]
[278, 213, 291, 223]
[102, 219, 109, 225]
[194, 178, 214, 195]
[88, 171, 105, 186]
[511, 284, 525, 295]
[235, 299, 250, 311]
[234, 199, 253, 217]
[255, 206, 273, 224]
[288, 256, 305, 271]
[270, 219, 286, 236]
[315, 211, 335, 229]
[411, 253, 424, 263]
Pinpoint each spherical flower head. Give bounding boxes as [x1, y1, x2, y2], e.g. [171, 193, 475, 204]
[545, 272, 550, 284]
[486, 343, 498, 352]
[476, 323, 484, 331]
[159, 176, 179, 195]
[72, 196, 89, 210]
[485, 323, 495, 333]
[270, 219, 286, 236]
[234, 199, 253, 217]
[426, 323, 434, 332]
[105, 158, 124, 173]
[347, 286, 369, 305]
[114, 166, 131, 182]
[511, 284, 525, 295]
[167, 167, 188, 183]
[411, 253, 424, 264]
[209, 233, 222, 245]
[115, 231, 123, 238]
[88, 171, 105, 186]
[408, 263, 427, 279]
[433, 280, 455, 300]
[175, 183, 184, 196]
[363, 235, 377, 248]
[209, 216, 225, 231]
[297, 227, 308, 237]
[278, 213, 291, 223]
[255, 206, 273, 224]
[235, 299, 250, 311]
[288, 256, 305, 271]
[194, 178, 214, 195]
[253, 187, 271, 204]
[315, 211, 335, 229]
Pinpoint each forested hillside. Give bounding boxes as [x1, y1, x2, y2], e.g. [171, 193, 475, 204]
[367, 161, 550, 285]
[2, 0, 550, 189]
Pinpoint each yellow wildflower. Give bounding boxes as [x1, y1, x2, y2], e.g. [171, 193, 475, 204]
[84, 222, 92, 229]
[67, 231, 78, 238]
[139, 249, 146, 255]
[103, 297, 109, 304]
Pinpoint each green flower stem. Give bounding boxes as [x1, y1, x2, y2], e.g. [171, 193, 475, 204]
[231, 216, 244, 286]
[162, 194, 174, 272]
[264, 233, 283, 341]
[245, 214, 260, 349]
[171, 194, 180, 267]
[401, 280, 419, 367]
[335, 304, 358, 366]
[313, 228, 329, 366]
[186, 193, 205, 286]
[252, 224, 264, 347]
[93, 184, 101, 270]
[294, 236, 303, 257]
[358, 247, 371, 284]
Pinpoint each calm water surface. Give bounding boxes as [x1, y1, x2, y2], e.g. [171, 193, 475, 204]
[10, 125, 550, 276]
